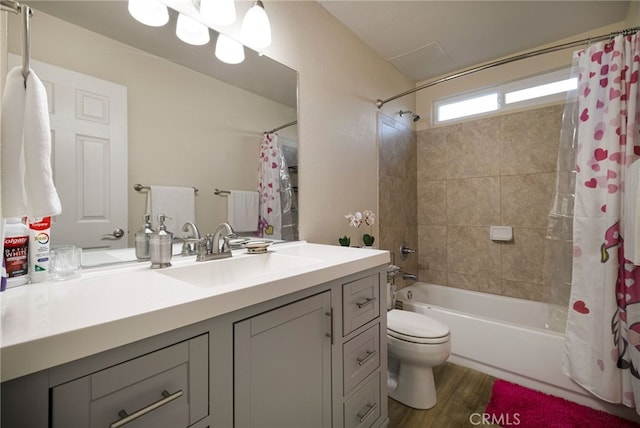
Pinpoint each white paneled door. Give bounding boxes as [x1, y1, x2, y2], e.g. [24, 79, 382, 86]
[9, 55, 128, 249]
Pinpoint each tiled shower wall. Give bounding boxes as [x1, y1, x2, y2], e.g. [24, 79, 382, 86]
[416, 104, 564, 301]
[378, 113, 418, 282]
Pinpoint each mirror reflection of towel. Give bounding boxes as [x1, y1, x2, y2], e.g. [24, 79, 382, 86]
[149, 185, 195, 233]
[228, 190, 259, 233]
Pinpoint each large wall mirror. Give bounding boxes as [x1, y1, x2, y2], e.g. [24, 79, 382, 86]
[6, 1, 299, 265]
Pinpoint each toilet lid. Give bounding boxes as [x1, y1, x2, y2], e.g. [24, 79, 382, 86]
[387, 309, 449, 340]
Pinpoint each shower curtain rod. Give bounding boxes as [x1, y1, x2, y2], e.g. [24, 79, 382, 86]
[1, 0, 32, 81]
[376, 25, 640, 109]
[265, 120, 297, 134]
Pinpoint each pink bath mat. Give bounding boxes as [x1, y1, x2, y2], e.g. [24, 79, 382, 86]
[485, 379, 639, 427]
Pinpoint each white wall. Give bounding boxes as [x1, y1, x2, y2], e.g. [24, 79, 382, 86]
[239, 1, 415, 244]
[415, 21, 627, 131]
[628, 1, 640, 27]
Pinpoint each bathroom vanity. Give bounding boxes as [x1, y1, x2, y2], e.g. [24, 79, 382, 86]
[0, 242, 389, 428]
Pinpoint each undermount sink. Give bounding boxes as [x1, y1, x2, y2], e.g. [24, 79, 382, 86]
[158, 252, 322, 286]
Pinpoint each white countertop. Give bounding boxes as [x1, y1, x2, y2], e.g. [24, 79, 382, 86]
[0, 242, 389, 382]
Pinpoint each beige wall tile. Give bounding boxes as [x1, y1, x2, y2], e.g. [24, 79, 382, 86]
[448, 226, 501, 277]
[447, 177, 501, 226]
[392, 105, 564, 303]
[501, 280, 545, 302]
[418, 269, 448, 287]
[500, 227, 546, 284]
[447, 272, 502, 295]
[417, 127, 448, 182]
[418, 225, 447, 272]
[500, 105, 563, 175]
[418, 180, 447, 225]
[501, 173, 555, 228]
[380, 117, 414, 180]
[379, 113, 417, 271]
[380, 175, 409, 228]
[446, 118, 500, 179]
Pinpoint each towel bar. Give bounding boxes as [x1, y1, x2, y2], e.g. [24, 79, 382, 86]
[134, 184, 198, 194]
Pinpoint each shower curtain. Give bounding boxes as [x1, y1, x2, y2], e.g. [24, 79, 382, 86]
[258, 133, 292, 240]
[560, 32, 640, 410]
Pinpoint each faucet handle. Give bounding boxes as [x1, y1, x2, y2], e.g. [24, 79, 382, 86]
[196, 237, 209, 260]
[399, 241, 416, 260]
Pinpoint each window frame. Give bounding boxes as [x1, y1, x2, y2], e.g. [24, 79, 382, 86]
[432, 68, 575, 125]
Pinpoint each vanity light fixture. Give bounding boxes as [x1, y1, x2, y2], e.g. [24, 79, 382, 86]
[215, 34, 245, 64]
[127, 0, 169, 27]
[240, 0, 271, 49]
[176, 12, 210, 45]
[197, 0, 237, 26]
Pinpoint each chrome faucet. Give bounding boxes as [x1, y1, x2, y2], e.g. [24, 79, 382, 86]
[399, 241, 416, 260]
[181, 221, 201, 256]
[212, 222, 235, 254]
[196, 223, 236, 261]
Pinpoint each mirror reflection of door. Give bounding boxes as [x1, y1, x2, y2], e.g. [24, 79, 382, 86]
[9, 54, 128, 250]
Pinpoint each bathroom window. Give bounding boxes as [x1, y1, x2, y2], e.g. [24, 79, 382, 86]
[436, 92, 499, 122]
[433, 68, 575, 124]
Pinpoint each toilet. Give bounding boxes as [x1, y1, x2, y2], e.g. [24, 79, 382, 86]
[386, 309, 451, 409]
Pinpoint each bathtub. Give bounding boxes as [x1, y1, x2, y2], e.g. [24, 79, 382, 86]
[395, 282, 640, 419]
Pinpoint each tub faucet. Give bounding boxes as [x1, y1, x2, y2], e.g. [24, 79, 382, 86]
[402, 273, 418, 281]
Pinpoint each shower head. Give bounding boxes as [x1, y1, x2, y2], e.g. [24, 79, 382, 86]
[399, 110, 421, 122]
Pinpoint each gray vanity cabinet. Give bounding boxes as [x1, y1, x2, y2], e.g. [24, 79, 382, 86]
[51, 334, 209, 428]
[234, 291, 333, 428]
[0, 266, 388, 428]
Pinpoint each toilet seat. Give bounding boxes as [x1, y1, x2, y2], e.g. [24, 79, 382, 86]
[387, 310, 450, 344]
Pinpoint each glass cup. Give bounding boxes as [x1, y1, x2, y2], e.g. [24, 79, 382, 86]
[50, 245, 82, 281]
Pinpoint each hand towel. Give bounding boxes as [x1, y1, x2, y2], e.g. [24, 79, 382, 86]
[149, 185, 195, 234]
[624, 160, 640, 264]
[228, 190, 259, 232]
[2, 67, 29, 217]
[1, 67, 61, 219]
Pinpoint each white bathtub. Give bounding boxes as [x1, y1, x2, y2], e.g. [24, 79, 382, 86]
[395, 282, 640, 420]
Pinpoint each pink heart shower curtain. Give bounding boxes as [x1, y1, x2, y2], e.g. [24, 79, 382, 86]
[565, 32, 640, 410]
[258, 133, 283, 239]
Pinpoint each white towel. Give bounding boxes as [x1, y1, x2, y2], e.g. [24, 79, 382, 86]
[228, 190, 259, 232]
[1, 67, 61, 218]
[149, 185, 195, 234]
[624, 160, 640, 265]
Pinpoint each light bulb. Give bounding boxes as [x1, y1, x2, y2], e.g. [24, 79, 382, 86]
[215, 34, 245, 64]
[241, 0, 271, 49]
[128, 0, 169, 27]
[176, 13, 210, 45]
[200, 0, 237, 26]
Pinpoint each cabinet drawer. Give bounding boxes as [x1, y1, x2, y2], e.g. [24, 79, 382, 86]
[343, 372, 381, 428]
[343, 274, 380, 335]
[343, 324, 380, 394]
[52, 334, 208, 428]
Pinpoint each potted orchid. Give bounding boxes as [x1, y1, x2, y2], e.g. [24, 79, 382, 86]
[344, 210, 376, 248]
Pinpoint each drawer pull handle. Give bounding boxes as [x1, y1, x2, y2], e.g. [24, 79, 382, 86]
[110, 389, 183, 428]
[357, 402, 378, 423]
[325, 308, 334, 345]
[356, 349, 377, 366]
[356, 297, 376, 309]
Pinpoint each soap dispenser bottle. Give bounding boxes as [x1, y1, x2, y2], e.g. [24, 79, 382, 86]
[135, 214, 154, 260]
[149, 214, 173, 269]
